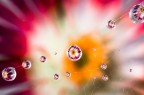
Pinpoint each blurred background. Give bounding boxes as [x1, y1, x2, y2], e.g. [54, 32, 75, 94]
[0, 0, 144, 95]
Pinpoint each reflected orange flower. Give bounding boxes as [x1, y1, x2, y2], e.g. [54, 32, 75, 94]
[63, 33, 108, 85]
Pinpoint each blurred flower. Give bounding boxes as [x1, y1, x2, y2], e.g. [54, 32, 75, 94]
[0, 0, 144, 95]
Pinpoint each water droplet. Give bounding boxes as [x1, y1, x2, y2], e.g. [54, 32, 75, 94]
[65, 72, 71, 77]
[22, 60, 31, 69]
[130, 69, 132, 72]
[2, 67, 17, 81]
[66, 45, 82, 61]
[102, 75, 108, 81]
[40, 56, 47, 62]
[107, 20, 116, 29]
[101, 64, 107, 70]
[54, 74, 59, 80]
[129, 4, 144, 23]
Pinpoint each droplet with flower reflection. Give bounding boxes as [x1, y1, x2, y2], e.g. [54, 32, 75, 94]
[67, 45, 82, 61]
[40, 56, 47, 62]
[2, 67, 17, 81]
[54, 74, 59, 80]
[101, 64, 107, 70]
[65, 72, 71, 77]
[129, 4, 144, 23]
[22, 60, 31, 69]
[107, 20, 116, 29]
[102, 75, 108, 81]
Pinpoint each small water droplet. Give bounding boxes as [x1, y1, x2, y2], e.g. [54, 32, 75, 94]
[101, 64, 107, 70]
[65, 72, 71, 77]
[22, 60, 31, 69]
[54, 74, 59, 80]
[40, 56, 47, 63]
[130, 69, 132, 72]
[102, 75, 108, 81]
[107, 20, 116, 29]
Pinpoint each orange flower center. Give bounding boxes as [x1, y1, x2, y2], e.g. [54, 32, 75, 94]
[75, 51, 88, 69]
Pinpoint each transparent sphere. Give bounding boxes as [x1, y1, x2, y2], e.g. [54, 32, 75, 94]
[54, 74, 59, 80]
[102, 75, 108, 81]
[40, 56, 47, 62]
[107, 20, 116, 29]
[2, 67, 17, 81]
[101, 64, 107, 70]
[65, 72, 71, 77]
[67, 45, 82, 61]
[129, 4, 144, 23]
[22, 60, 31, 69]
